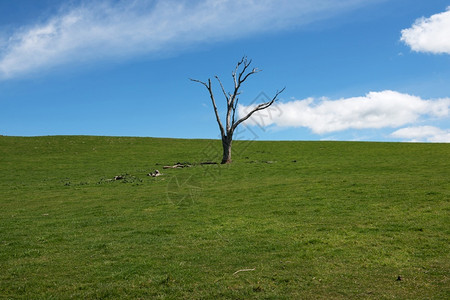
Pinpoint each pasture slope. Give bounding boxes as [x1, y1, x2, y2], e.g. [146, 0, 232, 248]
[0, 136, 449, 299]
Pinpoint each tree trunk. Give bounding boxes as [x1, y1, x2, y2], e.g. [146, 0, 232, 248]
[221, 136, 232, 164]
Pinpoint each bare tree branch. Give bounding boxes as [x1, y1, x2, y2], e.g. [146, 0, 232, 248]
[189, 78, 208, 89]
[237, 58, 251, 83]
[232, 58, 243, 89]
[190, 78, 225, 138]
[232, 97, 239, 125]
[215, 76, 230, 104]
[229, 56, 259, 115]
[240, 67, 260, 85]
[231, 87, 285, 132]
[237, 58, 261, 86]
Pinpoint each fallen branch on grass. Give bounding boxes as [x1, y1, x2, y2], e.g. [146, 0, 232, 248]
[163, 162, 192, 169]
[233, 268, 255, 275]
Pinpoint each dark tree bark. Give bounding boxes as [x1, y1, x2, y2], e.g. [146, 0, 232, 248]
[191, 57, 284, 164]
[221, 135, 233, 164]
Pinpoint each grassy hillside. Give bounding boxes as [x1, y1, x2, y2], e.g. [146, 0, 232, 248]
[0, 136, 449, 299]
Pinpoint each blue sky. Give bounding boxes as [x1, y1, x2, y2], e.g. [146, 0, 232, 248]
[0, 0, 449, 142]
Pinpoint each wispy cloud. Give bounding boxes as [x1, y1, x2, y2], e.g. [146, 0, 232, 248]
[239, 90, 450, 134]
[401, 7, 450, 54]
[0, 0, 381, 79]
[391, 126, 450, 143]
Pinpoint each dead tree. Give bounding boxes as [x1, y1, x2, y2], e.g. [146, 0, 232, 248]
[191, 57, 285, 164]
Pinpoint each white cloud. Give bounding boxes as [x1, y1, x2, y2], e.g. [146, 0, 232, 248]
[401, 7, 450, 54]
[239, 90, 450, 134]
[391, 126, 450, 143]
[0, 0, 381, 79]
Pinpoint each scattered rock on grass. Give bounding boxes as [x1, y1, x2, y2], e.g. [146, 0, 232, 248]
[148, 170, 162, 177]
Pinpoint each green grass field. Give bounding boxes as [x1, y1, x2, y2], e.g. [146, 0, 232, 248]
[0, 136, 449, 299]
